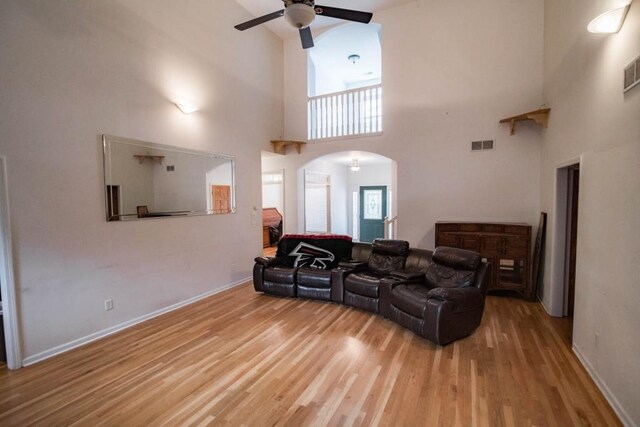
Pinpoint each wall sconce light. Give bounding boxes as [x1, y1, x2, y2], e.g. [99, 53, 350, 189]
[587, 4, 630, 33]
[350, 158, 360, 172]
[175, 103, 198, 114]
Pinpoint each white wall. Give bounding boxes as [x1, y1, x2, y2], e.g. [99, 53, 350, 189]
[282, 0, 544, 249]
[0, 0, 283, 362]
[541, 1, 640, 424]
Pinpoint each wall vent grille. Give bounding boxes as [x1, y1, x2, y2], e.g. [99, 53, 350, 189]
[623, 54, 640, 93]
[472, 140, 494, 151]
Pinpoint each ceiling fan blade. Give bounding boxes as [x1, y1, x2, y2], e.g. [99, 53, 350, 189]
[299, 27, 314, 49]
[234, 10, 284, 31]
[314, 5, 373, 24]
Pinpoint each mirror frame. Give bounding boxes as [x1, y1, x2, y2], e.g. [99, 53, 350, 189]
[102, 134, 236, 221]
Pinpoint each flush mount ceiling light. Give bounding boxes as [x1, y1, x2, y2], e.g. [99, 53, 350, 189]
[175, 103, 198, 114]
[348, 54, 361, 64]
[587, 4, 630, 33]
[350, 158, 360, 172]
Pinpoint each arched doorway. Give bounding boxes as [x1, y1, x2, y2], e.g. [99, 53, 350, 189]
[298, 151, 396, 243]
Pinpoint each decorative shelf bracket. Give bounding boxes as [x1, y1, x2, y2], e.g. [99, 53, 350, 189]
[270, 140, 307, 155]
[499, 108, 550, 135]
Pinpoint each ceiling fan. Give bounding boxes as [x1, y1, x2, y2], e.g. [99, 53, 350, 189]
[234, 0, 373, 49]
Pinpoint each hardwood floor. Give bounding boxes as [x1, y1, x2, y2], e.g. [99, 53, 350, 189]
[0, 283, 619, 426]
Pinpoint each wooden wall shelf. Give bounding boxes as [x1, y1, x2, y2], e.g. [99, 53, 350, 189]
[271, 140, 306, 155]
[134, 155, 164, 165]
[499, 108, 550, 135]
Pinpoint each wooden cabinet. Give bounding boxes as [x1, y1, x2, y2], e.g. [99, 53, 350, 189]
[435, 222, 533, 300]
[262, 226, 270, 248]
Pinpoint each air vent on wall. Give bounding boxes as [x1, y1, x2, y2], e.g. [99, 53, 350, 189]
[471, 140, 494, 151]
[623, 54, 640, 93]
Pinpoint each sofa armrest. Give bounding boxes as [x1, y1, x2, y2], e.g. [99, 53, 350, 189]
[423, 287, 485, 346]
[330, 262, 366, 303]
[254, 256, 280, 268]
[379, 276, 407, 319]
[390, 270, 425, 282]
[427, 287, 484, 311]
[338, 260, 368, 270]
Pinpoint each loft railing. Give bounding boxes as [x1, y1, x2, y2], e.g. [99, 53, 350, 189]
[384, 215, 398, 239]
[308, 84, 382, 140]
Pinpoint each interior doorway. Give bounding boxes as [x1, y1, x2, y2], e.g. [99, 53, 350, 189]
[564, 164, 580, 320]
[0, 157, 21, 369]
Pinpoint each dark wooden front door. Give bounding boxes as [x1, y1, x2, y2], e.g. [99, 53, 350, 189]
[359, 186, 387, 243]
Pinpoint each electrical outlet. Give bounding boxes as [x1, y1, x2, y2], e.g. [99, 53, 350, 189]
[231, 263, 237, 272]
[104, 299, 114, 311]
[594, 332, 599, 348]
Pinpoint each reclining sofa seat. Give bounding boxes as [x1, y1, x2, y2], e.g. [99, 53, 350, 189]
[384, 246, 489, 345]
[253, 234, 353, 301]
[341, 239, 410, 313]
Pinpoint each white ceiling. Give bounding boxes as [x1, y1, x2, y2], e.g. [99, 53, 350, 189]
[233, 0, 414, 39]
[309, 23, 381, 88]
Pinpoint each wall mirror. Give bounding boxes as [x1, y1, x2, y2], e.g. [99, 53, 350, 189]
[102, 135, 235, 221]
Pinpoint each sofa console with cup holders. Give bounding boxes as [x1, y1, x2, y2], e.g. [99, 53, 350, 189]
[253, 236, 489, 345]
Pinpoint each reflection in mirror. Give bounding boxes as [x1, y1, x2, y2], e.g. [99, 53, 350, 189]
[103, 135, 235, 221]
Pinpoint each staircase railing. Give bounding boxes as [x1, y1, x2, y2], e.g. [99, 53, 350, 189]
[308, 84, 383, 140]
[384, 215, 398, 239]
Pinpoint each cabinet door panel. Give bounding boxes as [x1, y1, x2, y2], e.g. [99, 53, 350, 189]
[481, 236, 502, 255]
[503, 236, 528, 257]
[459, 235, 480, 251]
[498, 258, 526, 289]
[437, 232, 459, 247]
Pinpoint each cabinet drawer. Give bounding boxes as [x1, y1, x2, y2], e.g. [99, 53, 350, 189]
[504, 225, 530, 235]
[459, 223, 481, 232]
[482, 224, 504, 233]
[436, 223, 459, 232]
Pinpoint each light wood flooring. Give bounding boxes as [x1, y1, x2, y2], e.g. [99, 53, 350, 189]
[0, 283, 619, 426]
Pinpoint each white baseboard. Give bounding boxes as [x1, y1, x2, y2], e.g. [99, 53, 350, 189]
[537, 296, 553, 316]
[572, 344, 636, 427]
[22, 278, 250, 367]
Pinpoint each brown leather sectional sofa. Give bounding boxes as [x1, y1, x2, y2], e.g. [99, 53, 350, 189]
[253, 239, 489, 345]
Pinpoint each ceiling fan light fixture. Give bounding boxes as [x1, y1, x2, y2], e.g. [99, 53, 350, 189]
[284, 3, 316, 29]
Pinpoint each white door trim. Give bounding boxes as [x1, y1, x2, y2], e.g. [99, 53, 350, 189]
[0, 157, 22, 369]
[548, 157, 581, 317]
